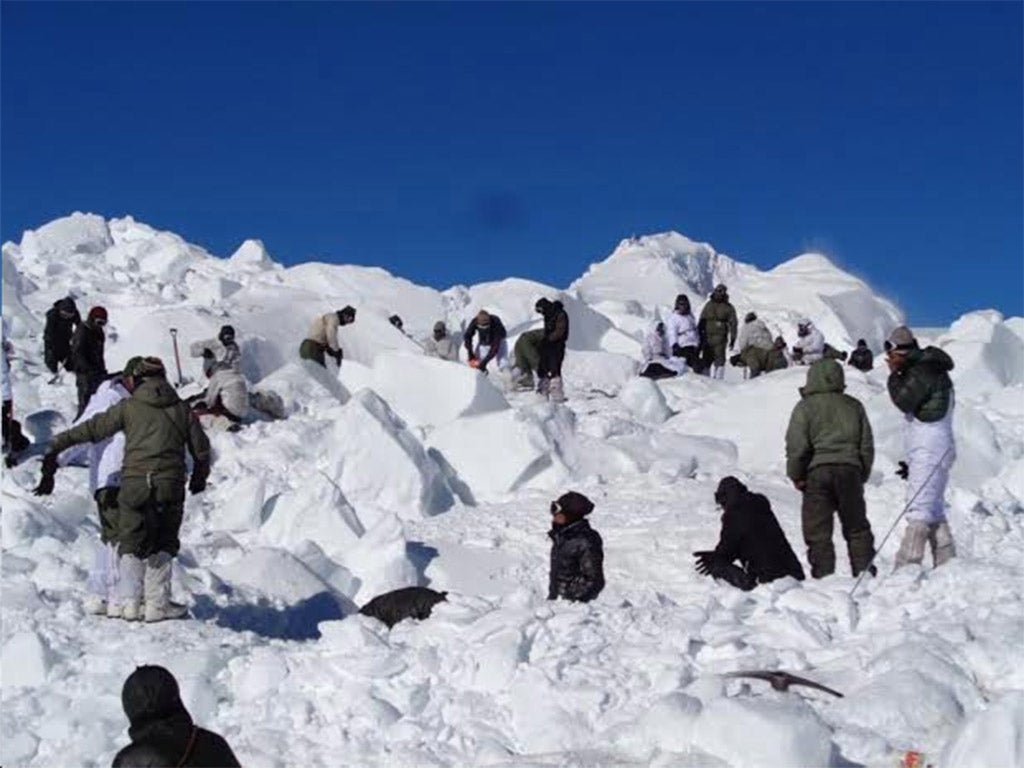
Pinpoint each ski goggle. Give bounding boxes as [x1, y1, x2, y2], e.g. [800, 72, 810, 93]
[550, 500, 562, 515]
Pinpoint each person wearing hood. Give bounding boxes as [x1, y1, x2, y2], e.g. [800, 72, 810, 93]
[300, 306, 356, 368]
[848, 339, 874, 372]
[359, 586, 448, 628]
[698, 284, 738, 380]
[463, 310, 508, 374]
[70, 305, 109, 418]
[640, 322, 684, 379]
[785, 359, 876, 578]
[548, 491, 605, 602]
[112, 665, 240, 767]
[40, 357, 210, 622]
[885, 326, 957, 569]
[791, 319, 826, 365]
[693, 477, 805, 590]
[189, 325, 242, 378]
[423, 321, 460, 362]
[34, 358, 145, 618]
[666, 294, 702, 373]
[535, 298, 570, 402]
[43, 296, 81, 376]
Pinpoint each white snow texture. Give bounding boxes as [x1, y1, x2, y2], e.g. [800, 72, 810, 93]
[2, 216, 1022, 767]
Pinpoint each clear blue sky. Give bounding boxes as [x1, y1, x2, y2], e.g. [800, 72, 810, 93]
[2, 2, 1021, 325]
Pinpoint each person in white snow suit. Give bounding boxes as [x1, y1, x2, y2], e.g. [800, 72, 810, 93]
[34, 359, 142, 617]
[885, 326, 957, 569]
[640, 322, 685, 379]
[666, 294, 702, 373]
[791, 319, 826, 365]
[194, 365, 249, 424]
[189, 325, 242, 378]
[736, 312, 774, 356]
[300, 306, 356, 367]
[463, 310, 509, 373]
[423, 321, 460, 362]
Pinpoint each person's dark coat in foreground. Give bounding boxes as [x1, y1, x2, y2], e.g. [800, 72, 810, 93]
[694, 477, 805, 590]
[359, 586, 448, 628]
[113, 665, 240, 768]
[548, 491, 605, 602]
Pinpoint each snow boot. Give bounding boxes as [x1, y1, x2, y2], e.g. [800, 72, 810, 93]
[929, 521, 956, 567]
[83, 595, 108, 615]
[547, 377, 565, 403]
[711, 365, 724, 380]
[106, 602, 124, 619]
[536, 378, 550, 397]
[512, 369, 535, 392]
[144, 552, 188, 622]
[894, 521, 929, 569]
[119, 554, 145, 621]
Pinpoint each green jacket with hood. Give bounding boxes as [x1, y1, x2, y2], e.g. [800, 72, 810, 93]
[51, 375, 211, 484]
[699, 298, 738, 345]
[887, 346, 954, 423]
[785, 359, 874, 483]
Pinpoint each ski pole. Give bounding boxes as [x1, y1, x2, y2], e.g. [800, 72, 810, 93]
[169, 328, 184, 387]
[850, 446, 953, 596]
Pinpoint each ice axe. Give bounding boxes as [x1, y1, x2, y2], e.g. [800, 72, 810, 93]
[169, 328, 185, 387]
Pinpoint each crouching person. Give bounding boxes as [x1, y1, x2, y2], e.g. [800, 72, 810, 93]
[693, 477, 805, 590]
[43, 358, 210, 622]
[359, 586, 448, 628]
[34, 359, 144, 617]
[548, 491, 605, 602]
[113, 665, 240, 767]
[194, 366, 249, 427]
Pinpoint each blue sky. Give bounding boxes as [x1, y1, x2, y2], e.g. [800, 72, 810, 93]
[2, 2, 1020, 325]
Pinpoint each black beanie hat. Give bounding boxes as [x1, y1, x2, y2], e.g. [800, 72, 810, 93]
[714, 476, 748, 510]
[551, 491, 595, 520]
[218, 325, 235, 343]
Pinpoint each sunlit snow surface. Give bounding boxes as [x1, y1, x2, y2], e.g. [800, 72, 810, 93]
[2, 214, 1022, 767]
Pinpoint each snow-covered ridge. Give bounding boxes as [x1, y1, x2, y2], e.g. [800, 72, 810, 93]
[2, 212, 1023, 767]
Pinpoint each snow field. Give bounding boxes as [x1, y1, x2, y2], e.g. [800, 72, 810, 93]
[1, 214, 1022, 767]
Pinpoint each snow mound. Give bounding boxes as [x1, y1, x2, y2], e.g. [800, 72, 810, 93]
[1, 630, 55, 688]
[940, 691, 1024, 768]
[228, 239, 276, 271]
[618, 377, 674, 424]
[19, 212, 113, 260]
[937, 311, 1024, 396]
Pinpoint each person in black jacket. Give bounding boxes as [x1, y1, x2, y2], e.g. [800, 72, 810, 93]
[848, 339, 874, 372]
[535, 298, 570, 402]
[359, 586, 448, 628]
[548, 491, 605, 602]
[693, 477, 805, 590]
[463, 310, 508, 373]
[44, 297, 81, 376]
[112, 665, 240, 768]
[70, 305, 108, 418]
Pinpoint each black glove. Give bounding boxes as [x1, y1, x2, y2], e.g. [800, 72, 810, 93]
[202, 348, 214, 359]
[34, 453, 59, 496]
[729, 340, 735, 351]
[693, 550, 716, 577]
[478, 360, 489, 374]
[671, 344, 685, 358]
[189, 462, 209, 495]
[330, 349, 343, 365]
[896, 461, 909, 481]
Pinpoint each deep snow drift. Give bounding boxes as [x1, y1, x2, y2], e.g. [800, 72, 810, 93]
[2, 215, 1022, 767]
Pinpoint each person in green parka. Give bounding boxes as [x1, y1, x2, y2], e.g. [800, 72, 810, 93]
[699, 284, 738, 380]
[784, 359, 876, 579]
[38, 357, 211, 623]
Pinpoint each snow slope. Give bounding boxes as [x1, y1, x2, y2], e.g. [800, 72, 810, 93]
[2, 214, 1022, 768]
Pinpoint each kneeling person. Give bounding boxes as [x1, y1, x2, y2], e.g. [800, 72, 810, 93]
[694, 477, 805, 590]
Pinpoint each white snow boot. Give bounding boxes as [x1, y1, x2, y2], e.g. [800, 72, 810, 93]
[536, 377, 550, 397]
[144, 552, 188, 622]
[119, 554, 145, 622]
[83, 595, 108, 615]
[713, 365, 725, 380]
[512, 369, 535, 392]
[547, 377, 565, 403]
[894, 520, 929, 569]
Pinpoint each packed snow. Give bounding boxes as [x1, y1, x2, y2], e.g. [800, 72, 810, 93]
[2, 215, 1022, 767]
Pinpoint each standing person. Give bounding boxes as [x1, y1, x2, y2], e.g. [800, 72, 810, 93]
[112, 665, 240, 767]
[34, 360, 140, 617]
[698, 284, 738, 380]
[791, 319, 826, 365]
[848, 339, 874, 372]
[535, 298, 569, 402]
[70, 306, 109, 418]
[2, 316, 14, 454]
[547, 491, 605, 602]
[43, 296, 81, 377]
[666, 294, 701, 373]
[885, 326, 957, 569]
[40, 357, 210, 622]
[423, 321, 460, 362]
[640, 322, 684, 379]
[463, 310, 508, 374]
[693, 476, 805, 590]
[785, 359, 876, 578]
[300, 306, 356, 368]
